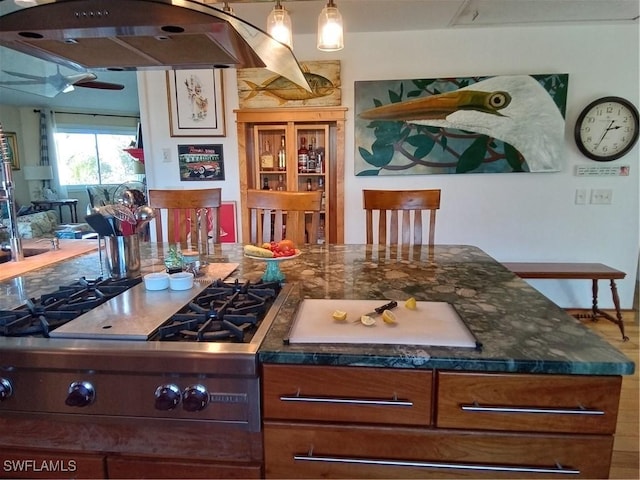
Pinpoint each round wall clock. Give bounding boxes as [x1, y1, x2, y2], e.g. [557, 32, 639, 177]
[574, 96, 639, 161]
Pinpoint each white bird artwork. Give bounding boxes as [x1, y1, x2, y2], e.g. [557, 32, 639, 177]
[359, 75, 565, 172]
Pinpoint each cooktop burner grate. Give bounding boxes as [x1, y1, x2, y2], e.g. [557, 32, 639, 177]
[0, 277, 141, 337]
[154, 279, 281, 343]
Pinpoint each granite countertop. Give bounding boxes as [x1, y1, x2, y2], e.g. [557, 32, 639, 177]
[0, 243, 634, 376]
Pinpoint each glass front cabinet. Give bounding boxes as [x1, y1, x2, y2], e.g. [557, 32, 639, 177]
[235, 107, 346, 244]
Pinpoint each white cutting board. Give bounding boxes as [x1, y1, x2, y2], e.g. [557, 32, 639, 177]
[287, 300, 478, 348]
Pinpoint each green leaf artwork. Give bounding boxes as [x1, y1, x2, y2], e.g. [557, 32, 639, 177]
[354, 74, 568, 175]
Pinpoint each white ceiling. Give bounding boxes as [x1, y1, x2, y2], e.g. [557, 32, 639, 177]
[0, 0, 637, 112]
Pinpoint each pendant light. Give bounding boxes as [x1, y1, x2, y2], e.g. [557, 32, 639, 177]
[267, 0, 293, 49]
[317, 0, 344, 51]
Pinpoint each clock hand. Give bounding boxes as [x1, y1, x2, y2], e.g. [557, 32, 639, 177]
[595, 120, 615, 148]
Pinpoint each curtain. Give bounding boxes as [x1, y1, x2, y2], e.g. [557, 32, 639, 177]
[39, 111, 68, 199]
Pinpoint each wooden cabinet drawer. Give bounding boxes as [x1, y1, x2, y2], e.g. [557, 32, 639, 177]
[262, 365, 432, 426]
[106, 456, 261, 479]
[436, 371, 621, 434]
[264, 422, 612, 479]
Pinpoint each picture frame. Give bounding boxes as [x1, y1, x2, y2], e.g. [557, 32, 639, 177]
[2, 132, 20, 170]
[167, 69, 225, 137]
[178, 144, 225, 181]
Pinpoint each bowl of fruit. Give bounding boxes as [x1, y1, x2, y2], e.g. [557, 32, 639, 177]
[243, 240, 301, 282]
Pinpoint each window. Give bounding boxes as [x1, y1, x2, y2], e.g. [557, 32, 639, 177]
[55, 129, 137, 186]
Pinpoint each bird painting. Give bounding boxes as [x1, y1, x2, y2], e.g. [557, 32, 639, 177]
[356, 74, 568, 175]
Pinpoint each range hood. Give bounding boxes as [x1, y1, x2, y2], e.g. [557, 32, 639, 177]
[0, 0, 310, 91]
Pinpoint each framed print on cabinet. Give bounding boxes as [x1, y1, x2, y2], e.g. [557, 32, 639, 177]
[166, 69, 226, 137]
[3, 132, 20, 170]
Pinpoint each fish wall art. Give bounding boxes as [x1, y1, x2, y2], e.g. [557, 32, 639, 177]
[237, 60, 341, 108]
[355, 73, 568, 175]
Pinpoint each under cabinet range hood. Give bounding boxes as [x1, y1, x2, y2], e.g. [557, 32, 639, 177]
[0, 0, 310, 91]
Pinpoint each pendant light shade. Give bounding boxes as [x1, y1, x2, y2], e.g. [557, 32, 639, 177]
[267, 0, 293, 49]
[317, 0, 344, 51]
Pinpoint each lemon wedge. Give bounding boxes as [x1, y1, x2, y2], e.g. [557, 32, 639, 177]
[382, 310, 397, 324]
[404, 297, 417, 310]
[360, 315, 376, 326]
[332, 310, 348, 322]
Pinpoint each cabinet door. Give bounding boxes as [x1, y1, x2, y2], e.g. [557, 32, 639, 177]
[264, 422, 613, 479]
[107, 456, 261, 479]
[436, 371, 621, 434]
[0, 448, 105, 479]
[263, 364, 432, 426]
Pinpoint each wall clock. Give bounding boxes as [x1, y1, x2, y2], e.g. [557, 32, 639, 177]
[574, 96, 639, 161]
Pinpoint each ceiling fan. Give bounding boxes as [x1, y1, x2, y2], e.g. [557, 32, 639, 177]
[0, 65, 125, 97]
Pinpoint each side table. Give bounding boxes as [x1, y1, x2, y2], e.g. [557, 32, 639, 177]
[31, 199, 79, 223]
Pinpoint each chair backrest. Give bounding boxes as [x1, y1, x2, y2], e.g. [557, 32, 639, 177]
[147, 188, 222, 253]
[363, 189, 441, 246]
[246, 189, 322, 245]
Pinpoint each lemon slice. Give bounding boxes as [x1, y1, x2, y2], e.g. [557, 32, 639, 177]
[360, 315, 376, 326]
[404, 297, 417, 310]
[382, 310, 397, 324]
[332, 310, 348, 322]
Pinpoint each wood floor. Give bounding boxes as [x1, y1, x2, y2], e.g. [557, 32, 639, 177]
[571, 310, 639, 480]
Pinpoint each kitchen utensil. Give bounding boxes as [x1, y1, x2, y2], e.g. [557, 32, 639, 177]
[105, 234, 141, 279]
[99, 204, 136, 224]
[360, 300, 398, 319]
[134, 205, 155, 234]
[85, 213, 116, 237]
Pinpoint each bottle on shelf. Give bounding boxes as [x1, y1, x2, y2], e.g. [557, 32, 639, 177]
[318, 177, 326, 210]
[276, 175, 286, 191]
[307, 139, 316, 173]
[260, 140, 274, 171]
[262, 176, 271, 190]
[277, 135, 286, 171]
[297, 137, 308, 173]
[316, 149, 324, 173]
[306, 178, 313, 191]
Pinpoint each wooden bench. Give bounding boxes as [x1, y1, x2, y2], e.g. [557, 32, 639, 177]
[502, 262, 628, 341]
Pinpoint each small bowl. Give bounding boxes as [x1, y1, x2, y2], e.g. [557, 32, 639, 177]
[169, 271, 194, 291]
[144, 272, 170, 291]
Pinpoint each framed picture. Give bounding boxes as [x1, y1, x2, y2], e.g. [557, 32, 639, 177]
[2, 132, 20, 170]
[178, 144, 225, 181]
[167, 69, 225, 137]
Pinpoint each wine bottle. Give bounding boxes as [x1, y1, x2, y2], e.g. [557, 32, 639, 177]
[306, 178, 313, 191]
[260, 140, 274, 171]
[276, 174, 286, 191]
[297, 137, 308, 173]
[262, 176, 271, 190]
[307, 139, 316, 173]
[277, 136, 286, 171]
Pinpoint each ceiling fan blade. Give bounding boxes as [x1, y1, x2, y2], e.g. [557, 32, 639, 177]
[0, 80, 46, 86]
[2, 70, 44, 81]
[75, 80, 125, 91]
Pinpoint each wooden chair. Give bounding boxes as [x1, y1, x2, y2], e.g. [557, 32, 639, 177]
[363, 189, 441, 246]
[246, 189, 323, 245]
[147, 188, 222, 254]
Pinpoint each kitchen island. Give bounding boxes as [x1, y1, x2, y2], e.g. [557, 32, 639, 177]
[0, 243, 634, 479]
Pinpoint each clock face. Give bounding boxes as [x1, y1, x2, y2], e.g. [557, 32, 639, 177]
[575, 96, 639, 161]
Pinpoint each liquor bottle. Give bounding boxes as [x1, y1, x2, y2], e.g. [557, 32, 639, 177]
[306, 178, 313, 191]
[277, 136, 286, 171]
[297, 137, 308, 173]
[262, 176, 271, 190]
[307, 139, 316, 173]
[317, 177, 326, 210]
[260, 140, 274, 171]
[315, 149, 324, 173]
[276, 174, 286, 191]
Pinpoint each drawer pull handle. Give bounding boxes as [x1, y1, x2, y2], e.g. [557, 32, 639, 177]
[280, 390, 413, 407]
[460, 402, 605, 415]
[294, 452, 580, 474]
[293, 452, 580, 475]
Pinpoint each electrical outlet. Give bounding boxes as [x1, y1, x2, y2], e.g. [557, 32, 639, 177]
[575, 189, 587, 205]
[590, 189, 613, 205]
[162, 148, 171, 163]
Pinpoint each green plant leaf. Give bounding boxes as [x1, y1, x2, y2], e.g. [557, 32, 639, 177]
[406, 134, 436, 158]
[356, 169, 381, 176]
[456, 137, 488, 173]
[504, 143, 524, 172]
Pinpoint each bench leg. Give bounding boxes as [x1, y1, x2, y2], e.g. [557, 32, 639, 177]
[591, 279, 599, 316]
